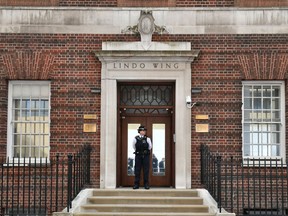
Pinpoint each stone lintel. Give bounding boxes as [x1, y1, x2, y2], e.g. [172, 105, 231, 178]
[94, 50, 200, 59]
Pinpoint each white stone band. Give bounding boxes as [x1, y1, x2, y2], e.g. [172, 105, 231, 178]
[0, 7, 287, 34]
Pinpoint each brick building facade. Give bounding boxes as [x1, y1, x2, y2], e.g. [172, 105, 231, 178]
[0, 0, 288, 215]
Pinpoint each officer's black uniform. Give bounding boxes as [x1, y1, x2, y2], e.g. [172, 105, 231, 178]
[133, 126, 152, 190]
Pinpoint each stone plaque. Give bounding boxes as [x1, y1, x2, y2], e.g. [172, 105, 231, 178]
[196, 124, 209, 133]
[83, 123, 97, 133]
[195, 115, 209, 120]
[84, 114, 97, 120]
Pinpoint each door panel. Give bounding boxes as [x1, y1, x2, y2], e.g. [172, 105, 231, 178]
[121, 116, 172, 187]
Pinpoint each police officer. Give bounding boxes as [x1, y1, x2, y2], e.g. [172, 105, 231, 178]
[132, 125, 152, 189]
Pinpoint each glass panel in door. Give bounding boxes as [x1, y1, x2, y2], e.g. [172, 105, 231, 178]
[152, 124, 165, 176]
[127, 123, 140, 176]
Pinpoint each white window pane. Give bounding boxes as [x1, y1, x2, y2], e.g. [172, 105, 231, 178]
[252, 124, 259, 132]
[262, 133, 268, 144]
[14, 147, 21, 158]
[255, 112, 262, 121]
[270, 132, 280, 144]
[22, 99, 30, 109]
[244, 132, 250, 144]
[253, 86, 262, 97]
[22, 147, 30, 158]
[271, 145, 279, 157]
[252, 145, 259, 157]
[244, 144, 250, 156]
[13, 85, 22, 97]
[252, 132, 258, 143]
[272, 98, 280, 109]
[22, 85, 31, 97]
[262, 111, 271, 122]
[31, 147, 39, 158]
[243, 124, 250, 132]
[40, 110, 49, 121]
[272, 111, 280, 122]
[253, 98, 261, 109]
[44, 124, 49, 133]
[35, 135, 40, 146]
[13, 99, 21, 109]
[13, 123, 21, 134]
[244, 111, 252, 121]
[263, 86, 271, 97]
[13, 135, 21, 146]
[40, 85, 49, 97]
[272, 86, 280, 97]
[43, 147, 49, 158]
[13, 110, 21, 121]
[261, 124, 268, 131]
[31, 85, 41, 97]
[40, 99, 49, 109]
[263, 98, 271, 109]
[262, 145, 268, 157]
[44, 135, 49, 146]
[244, 86, 253, 97]
[31, 99, 39, 109]
[244, 98, 252, 109]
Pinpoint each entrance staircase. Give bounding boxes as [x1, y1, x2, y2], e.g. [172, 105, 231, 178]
[73, 189, 216, 216]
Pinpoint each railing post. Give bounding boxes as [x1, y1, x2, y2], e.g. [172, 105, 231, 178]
[67, 154, 73, 212]
[217, 155, 222, 213]
[86, 145, 92, 184]
[200, 144, 205, 184]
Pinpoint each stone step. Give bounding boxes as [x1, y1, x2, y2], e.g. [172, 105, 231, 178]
[80, 204, 209, 213]
[71, 189, 217, 216]
[87, 196, 203, 205]
[92, 189, 199, 197]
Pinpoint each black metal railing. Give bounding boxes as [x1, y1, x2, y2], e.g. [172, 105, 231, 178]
[201, 144, 288, 216]
[0, 144, 91, 216]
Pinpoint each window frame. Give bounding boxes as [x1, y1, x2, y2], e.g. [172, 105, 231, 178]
[242, 81, 286, 164]
[7, 80, 51, 163]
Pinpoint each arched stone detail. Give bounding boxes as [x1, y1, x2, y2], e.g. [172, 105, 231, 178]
[238, 52, 288, 80]
[2, 51, 55, 80]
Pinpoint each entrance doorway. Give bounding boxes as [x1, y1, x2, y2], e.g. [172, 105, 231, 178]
[117, 83, 175, 187]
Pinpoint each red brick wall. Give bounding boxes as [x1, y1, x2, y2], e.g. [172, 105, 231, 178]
[0, 0, 59, 6]
[176, 0, 234, 7]
[235, 0, 288, 7]
[0, 34, 288, 189]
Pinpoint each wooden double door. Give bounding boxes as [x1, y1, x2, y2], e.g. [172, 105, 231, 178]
[117, 82, 175, 187]
[119, 115, 173, 187]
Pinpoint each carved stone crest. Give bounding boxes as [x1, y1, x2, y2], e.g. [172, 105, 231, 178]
[121, 10, 169, 50]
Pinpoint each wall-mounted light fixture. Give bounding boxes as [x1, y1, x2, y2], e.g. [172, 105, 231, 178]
[191, 87, 202, 94]
[186, 96, 199, 109]
[91, 87, 101, 94]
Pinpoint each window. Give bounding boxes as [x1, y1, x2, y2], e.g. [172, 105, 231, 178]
[242, 81, 285, 161]
[7, 81, 51, 160]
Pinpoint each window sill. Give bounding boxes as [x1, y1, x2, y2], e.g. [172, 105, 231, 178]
[242, 157, 287, 167]
[2, 158, 51, 167]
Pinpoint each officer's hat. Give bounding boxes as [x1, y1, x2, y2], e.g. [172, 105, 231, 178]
[138, 125, 147, 133]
